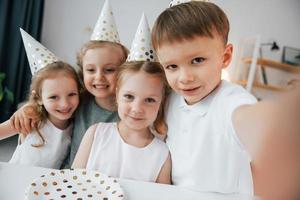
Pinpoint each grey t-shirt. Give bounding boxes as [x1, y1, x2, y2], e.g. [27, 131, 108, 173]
[63, 93, 118, 168]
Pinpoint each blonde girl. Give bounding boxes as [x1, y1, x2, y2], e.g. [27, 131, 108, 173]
[73, 61, 171, 184]
[0, 61, 81, 169]
[9, 41, 128, 167]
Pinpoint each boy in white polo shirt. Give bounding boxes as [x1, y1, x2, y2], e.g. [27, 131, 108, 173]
[152, 1, 257, 195]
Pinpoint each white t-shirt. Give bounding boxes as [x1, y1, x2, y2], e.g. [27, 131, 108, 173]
[9, 120, 72, 169]
[86, 122, 169, 182]
[166, 81, 257, 194]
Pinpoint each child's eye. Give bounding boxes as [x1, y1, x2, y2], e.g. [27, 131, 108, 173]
[123, 94, 134, 101]
[68, 92, 78, 97]
[104, 67, 116, 74]
[145, 98, 156, 103]
[85, 68, 95, 72]
[49, 96, 58, 100]
[165, 64, 177, 70]
[191, 57, 205, 64]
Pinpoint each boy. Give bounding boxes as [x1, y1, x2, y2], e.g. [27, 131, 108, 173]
[152, 1, 257, 195]
[152, 1, 300, 199]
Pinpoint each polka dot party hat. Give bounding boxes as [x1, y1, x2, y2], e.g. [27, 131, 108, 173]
[90, 0, 120, 43]
[169, 0, 210, 7]
[20, 28, 59, 75]
[127, 13, 157, 62]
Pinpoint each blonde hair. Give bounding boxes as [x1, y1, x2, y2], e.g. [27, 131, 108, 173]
[152, 1, 229, 49]
[76, 40, 129, 83]
[27, 61, 82, 147]
[116, 61, 169, 135]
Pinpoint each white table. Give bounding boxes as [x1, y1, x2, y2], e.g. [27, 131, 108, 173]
[0, 162, 258, 200]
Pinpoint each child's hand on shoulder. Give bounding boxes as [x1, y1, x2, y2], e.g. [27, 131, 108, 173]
[10, 103, 39, 135]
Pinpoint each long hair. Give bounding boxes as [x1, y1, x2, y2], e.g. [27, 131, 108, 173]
[26, 61, 82, 147]
[116, 61, 170, 135]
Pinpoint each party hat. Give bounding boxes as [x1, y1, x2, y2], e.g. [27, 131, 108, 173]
[90, 0, 120, 43]
[169, 0, 210, 7]
[127, 13, 157, 62]
[20, 28, 59, 75]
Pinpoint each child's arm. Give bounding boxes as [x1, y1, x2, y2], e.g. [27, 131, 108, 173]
[156, 153, 172, 184]
[72, 124, 97, 169]
[10, 103, 37, 134]
[233, 84, 300, 199]
[0, 120, 18, 140]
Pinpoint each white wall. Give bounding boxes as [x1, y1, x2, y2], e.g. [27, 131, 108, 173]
[42, 0, 300, 71]
[42, 0, 169, 65]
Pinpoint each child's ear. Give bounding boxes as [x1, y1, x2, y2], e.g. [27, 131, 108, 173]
[222, 44, 233, 69]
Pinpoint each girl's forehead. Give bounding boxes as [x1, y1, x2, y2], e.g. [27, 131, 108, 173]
[119, 71, 163, 90]
[41, 75, 78, 89]
[83, 47, 123, 65]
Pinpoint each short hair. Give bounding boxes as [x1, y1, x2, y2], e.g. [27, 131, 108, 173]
[152, 1, 230, 49]
[76, 40, 129, 82]
[116, 61, 169, 135]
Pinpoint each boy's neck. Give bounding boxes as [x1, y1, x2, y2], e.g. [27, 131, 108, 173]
[95, 96, 117, 111]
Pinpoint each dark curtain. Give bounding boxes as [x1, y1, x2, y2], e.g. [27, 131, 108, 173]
[0, 0, 44, 122]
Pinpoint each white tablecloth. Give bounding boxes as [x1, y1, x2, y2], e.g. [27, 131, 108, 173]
[0, 162, 258, 200]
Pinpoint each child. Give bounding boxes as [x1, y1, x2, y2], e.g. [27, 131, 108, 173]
[238, 80, 300, 200]
[0, 29, 81, 169]
[73, 13, 171, 184]
[152, 1, 257, 194]
[72, 61, 171, 184]
[9, 0, 128, 167]
[68, 39, 128, 166]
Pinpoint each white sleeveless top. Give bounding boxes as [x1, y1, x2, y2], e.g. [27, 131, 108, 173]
[86, 123, 169, 182]
[9, 120, 72, 169]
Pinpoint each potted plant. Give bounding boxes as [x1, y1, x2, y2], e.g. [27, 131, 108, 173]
[0, 72, 14, 103]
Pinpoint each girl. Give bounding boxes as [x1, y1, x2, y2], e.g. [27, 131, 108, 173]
[9, 41, 128, 167]
[72, 61, 171, 184]
[9, 0, 129, 168]
[68, 40, 128, 165]
[0, 61, 81, 169]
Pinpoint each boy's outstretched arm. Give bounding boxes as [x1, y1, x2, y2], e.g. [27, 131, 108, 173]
[0, 120, 18, 140]
[233, 81, 300, 200]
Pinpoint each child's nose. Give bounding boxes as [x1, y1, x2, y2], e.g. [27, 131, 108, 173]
[131, 101, 143, 114]
[59, 98, 70, 108]
[95, 71, 105, 80]
[179, 68, 194, 83]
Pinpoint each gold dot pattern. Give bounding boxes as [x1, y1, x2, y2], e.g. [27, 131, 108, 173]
[90, 4, 120, 43]
[25, 169, 124, 200]
[26, 40, 58, 75]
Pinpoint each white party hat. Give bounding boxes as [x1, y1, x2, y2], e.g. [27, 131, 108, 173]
[127, 13, 157, 62]
[169, 0, 210, 7]
[90, 0, 120, 43]
[20, 28, 59, 75]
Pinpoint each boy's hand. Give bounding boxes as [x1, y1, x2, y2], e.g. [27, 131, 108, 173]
[9, 104, 38, 134]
